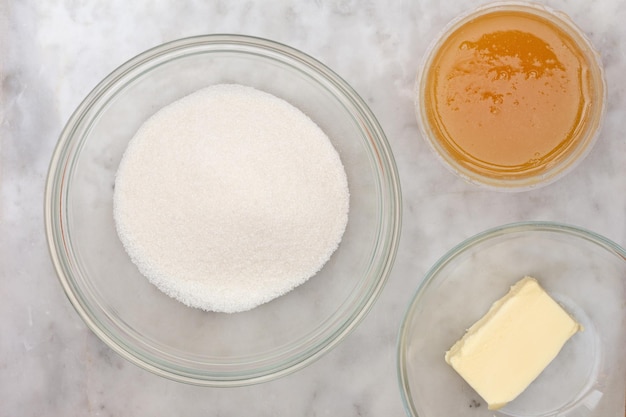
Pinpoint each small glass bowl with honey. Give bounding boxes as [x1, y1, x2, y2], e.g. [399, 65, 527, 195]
[416, 1, 606, 190]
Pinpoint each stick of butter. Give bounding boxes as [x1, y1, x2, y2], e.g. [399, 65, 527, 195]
[445, 276, 582, 410]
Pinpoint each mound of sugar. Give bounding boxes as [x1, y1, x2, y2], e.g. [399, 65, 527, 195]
[113, 84, 349, 313]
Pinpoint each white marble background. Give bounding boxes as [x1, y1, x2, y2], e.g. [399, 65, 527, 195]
[1, 0, 624, 416]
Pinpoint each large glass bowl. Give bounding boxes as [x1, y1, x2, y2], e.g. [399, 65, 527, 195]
[398, 222, 625, 417]
[45, 34, 402, 386]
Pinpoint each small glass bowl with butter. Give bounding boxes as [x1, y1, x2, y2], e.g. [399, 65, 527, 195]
[397, 222, 626, 417]
[415, 2, 606, 190]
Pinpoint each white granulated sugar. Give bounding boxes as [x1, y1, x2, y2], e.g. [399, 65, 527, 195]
[113, 84, 349, 313]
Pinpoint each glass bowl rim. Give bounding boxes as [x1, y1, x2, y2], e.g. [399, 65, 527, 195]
[44, 34, 403, 386]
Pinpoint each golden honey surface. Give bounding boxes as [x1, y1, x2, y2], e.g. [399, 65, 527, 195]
[425, 10, 591, 178]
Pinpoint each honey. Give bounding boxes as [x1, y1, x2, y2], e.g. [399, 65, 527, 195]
[420, 6, 604, 186]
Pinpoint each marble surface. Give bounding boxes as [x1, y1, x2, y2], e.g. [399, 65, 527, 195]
[1, 0, 625, 416]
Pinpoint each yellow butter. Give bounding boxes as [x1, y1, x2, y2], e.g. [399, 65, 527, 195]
[445, 276, 582, 410]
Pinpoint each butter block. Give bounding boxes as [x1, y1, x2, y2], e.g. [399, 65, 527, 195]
[445, 276, 582, 410]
